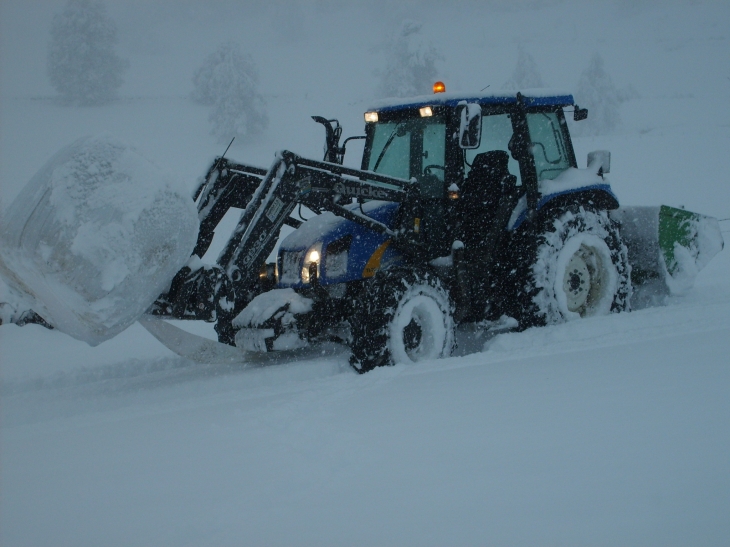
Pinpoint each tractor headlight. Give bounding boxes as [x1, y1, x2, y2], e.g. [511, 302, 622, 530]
[324, 236, 351, 279]
[324, 248, 348, 278]
[301, 246, 321, 283]
[280, 250, 304, 284]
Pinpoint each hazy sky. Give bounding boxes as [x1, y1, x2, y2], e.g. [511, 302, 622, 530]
[3, 0, 728, 104]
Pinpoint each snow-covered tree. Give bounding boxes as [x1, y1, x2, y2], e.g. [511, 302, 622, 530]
[192, 42, 268, 143]
[47, 0, 128, 106]
[376, 20, 441, 98]
[503, 47, 546, 90]
[573, 53, 622, 136]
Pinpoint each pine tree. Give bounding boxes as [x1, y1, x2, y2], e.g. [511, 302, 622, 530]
[503, 47, 546, 90]
[573, 53, 622, 136]
[192, 42, 268, 143]
[47, 0, 128, 106]
[376, 20, 441, 98]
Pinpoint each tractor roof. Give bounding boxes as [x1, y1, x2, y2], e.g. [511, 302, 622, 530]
[367, 88, 575, 113]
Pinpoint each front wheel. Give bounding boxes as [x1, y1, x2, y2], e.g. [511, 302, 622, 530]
[349, 268, 455, 373]
[511, 208, 632, 327]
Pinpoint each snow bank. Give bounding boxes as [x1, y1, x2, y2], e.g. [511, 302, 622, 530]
[233, 288, 313, 328]
[0, 134, 198, 345]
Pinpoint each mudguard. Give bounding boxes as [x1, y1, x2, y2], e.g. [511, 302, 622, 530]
[508, 167, 619, 231]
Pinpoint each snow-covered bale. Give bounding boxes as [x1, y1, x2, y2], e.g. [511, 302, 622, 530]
[0, 134, 198, 345]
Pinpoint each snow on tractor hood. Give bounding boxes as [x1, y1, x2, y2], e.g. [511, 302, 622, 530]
[278, 201, 402, 288]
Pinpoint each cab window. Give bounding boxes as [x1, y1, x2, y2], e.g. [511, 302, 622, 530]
[367, 122, 410, 180]
[463, 113, 522, 186]
[367, 118, 446, 198]
[421, 122, 446, 197]
[526, 111, 571, 180]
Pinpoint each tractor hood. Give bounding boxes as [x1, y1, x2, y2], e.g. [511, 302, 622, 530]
[277, 201, 403, 288]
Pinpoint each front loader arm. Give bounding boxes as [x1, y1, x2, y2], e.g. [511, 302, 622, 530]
[152, 150, 417, 345]
[192, 157, 299, 259]
[219, 151, 413, 300]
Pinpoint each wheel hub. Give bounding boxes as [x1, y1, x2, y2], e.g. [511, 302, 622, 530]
[390, 292, 450, 364]
[563, 248, 592, 313]
[403, 318, 423, 353]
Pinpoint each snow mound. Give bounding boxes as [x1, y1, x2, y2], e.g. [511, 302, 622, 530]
[233, 288, 313, 328]
[233, 288, 313, 353]
[0, 134, 198, 345]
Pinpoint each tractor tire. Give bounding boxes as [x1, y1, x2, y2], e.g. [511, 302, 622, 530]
[509, 207, 631, 328]
[349, 268, 455, 373]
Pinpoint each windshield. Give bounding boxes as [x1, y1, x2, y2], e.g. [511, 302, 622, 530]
[526, 111, 571, 180]
[367, 118, 446, 191]
[368, 121, 411, 180]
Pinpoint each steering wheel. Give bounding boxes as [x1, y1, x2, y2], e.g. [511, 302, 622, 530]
[424, 164, 445, 175]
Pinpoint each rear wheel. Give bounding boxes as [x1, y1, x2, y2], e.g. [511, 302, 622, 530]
[510, 208, 631, 327]
[349, 268, 455, 373]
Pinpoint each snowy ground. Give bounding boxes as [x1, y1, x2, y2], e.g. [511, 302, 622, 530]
[1, 251, 728, 546]
[2, 1, 730, 545]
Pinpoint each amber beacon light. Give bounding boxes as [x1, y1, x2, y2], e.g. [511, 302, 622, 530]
[433, 81, 446, 94]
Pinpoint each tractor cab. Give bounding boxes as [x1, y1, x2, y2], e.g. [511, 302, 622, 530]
[360, 88, 580, 257]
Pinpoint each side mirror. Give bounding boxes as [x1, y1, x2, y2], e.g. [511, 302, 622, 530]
[573, 105, 588, 121]
[587, 150, 610, 175]
[458, 102, 482, 149]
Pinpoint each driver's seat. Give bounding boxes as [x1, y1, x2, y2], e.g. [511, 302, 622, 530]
[466, 150, 513, 194]
[458, 150, 516, 249]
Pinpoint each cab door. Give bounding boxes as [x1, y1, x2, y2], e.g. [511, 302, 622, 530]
[364, 116, 450, 258]
[417, 120, 450, 257]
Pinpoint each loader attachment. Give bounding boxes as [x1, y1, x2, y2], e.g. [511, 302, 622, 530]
[138, 315, 243, 364]
[611, 205, 724, 298]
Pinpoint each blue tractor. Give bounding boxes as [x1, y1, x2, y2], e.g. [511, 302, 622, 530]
[140, 86, 722, 371]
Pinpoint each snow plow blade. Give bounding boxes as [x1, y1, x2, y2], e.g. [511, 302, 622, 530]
[138, 315, 244, 364]
[611, 205, 724, 296]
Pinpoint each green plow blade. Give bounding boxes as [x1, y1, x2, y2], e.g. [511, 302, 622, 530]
[612, 205, 724, 297]
[658, 205, 703, 276]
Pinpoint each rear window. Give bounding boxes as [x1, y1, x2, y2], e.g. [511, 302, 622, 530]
[526, 111, 571, 180]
